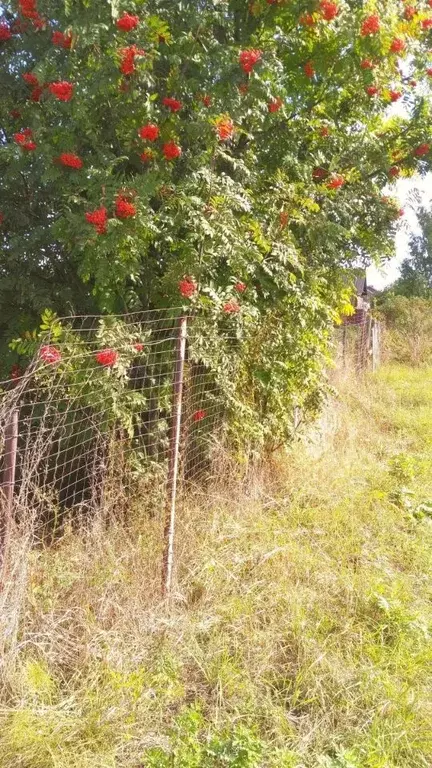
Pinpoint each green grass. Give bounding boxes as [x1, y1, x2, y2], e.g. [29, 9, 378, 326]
[1, 365, 432, 768]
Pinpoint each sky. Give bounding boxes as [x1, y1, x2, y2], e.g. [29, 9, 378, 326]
[367, 174, 432, 289]
[366, 65, 432, 291]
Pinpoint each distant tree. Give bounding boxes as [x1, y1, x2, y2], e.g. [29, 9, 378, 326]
[392, 206, 432, 297]
[378, 294, 432, 365]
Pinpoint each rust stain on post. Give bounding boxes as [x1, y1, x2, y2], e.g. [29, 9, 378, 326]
[0, 408, 19, 573]
[162, 316, 187, 598]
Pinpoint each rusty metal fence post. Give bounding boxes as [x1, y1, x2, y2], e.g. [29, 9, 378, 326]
[162, 315, 187, 597]
[0, 408, 19, 572]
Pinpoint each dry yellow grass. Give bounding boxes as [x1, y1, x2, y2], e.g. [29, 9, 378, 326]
[0, 365, 431, 767]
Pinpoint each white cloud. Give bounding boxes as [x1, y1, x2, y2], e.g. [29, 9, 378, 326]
[367, 173, 432, 290]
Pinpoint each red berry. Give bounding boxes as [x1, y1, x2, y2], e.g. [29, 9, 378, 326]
[192, 409, 206, 422]
[116, 13, 139, 31]
[162, 96, 183, 112]
[22, 72, 39, 86]
[413, 143, 430, 157]
[215, 117, 234, 140]
[304, 61, 315, 78]
[163, 141, 182, 160]
[223, 299, 241, 314]
[138, 123, 159, 141]
[95, 349, 118, 367]
[319, 0, 338, 21]
[85, 207, 108, 235]
[390, 37, 406, 53]
[389, 90, 402, 102]
[299, 13, 315, 26]
[361, 14, 380, 36]
[58, 153, 83, 169]
[115, 194, 137, 219]
[0, 22, 12, 41]
[40, 345, 62, 364]
[179, 277, 197, 298]
[239, 49, 262, 73]
[327, 173, 345, 189]
[268, 97, 283, 113]
[49, 81, 74, 101]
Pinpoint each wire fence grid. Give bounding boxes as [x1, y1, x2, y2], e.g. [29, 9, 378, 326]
[0, 308, 381, 595]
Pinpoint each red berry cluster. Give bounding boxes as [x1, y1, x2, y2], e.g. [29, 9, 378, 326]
[85, 207, 108, 235]
[319, 1, 339, 22]
[0, 22, 12, 40]
[215, 117, 234, 141]
[178, 277, 197, 299]
[115, 193, 137, 219]
[268, 97, 283, 113]
[116, 13, 139, 32]
[14, 128, 36, 151]
[162, 96, 183, 112]
[49, 81, 74, 101]
[52, 30, 73, 49]
[361, 14, 380, 36]
[163, 141, 182, 160]
[95, 349, 118, 367]
[327, 173, 345, 189]
[40, 345, 62, 364]
[239, 49, 262, 73]
[138, 123, 160, 141]
[390, 38, 405, 54]
[137, 123, 181, 162]
[119, 45, 145, 75]
[58, 153, 83, 169]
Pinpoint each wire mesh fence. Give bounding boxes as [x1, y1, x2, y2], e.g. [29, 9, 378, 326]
[333, 313, 381, 375]
[0, 308, 246, 590]
[0, 307, 381, 594]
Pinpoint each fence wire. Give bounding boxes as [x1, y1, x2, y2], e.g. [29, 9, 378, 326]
[0, 308, 380, 581]
[0, 309, 243, 549]
[333, 313, 380, 374]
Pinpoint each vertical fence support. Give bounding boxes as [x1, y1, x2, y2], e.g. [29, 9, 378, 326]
[0, 408, 19, 571]
[342, 324, 347, 370]
[377, 321, 381, 369]
[357, 313, 370, 372]
[372, 320, 381, 372]
[162, 315, 187, 598]
[372, 320, 377, 372]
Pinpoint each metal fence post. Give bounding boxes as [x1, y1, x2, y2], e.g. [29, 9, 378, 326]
[372, 319, 381, 372]
[342, 324, 347, 370]
[372, 320, 377, 372]
[0, 408, 19, 570]
[162, 315, 187, 598]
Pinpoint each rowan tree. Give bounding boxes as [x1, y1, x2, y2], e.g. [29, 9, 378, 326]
[1, 0, 432, 441]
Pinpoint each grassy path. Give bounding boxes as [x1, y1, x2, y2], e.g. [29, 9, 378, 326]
[0, 366, 431, 767]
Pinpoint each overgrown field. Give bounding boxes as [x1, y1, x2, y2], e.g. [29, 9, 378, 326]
[1, 366, 431, 768]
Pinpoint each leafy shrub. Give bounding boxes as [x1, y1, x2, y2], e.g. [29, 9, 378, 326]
[378, 296, 432, 365]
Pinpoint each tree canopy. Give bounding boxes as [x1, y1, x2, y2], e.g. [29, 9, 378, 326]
[1, 0, 432, 406]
